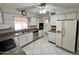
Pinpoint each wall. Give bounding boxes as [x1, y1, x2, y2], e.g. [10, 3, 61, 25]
[1, 6, 41, 29]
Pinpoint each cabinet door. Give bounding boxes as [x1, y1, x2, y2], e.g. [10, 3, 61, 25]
[14, 37, 19, 47]
[39, 30, 43, 37]
[50, 15, 57, 25]
[48, 32, 56, 43]
[3, 13, 14, 28]
[30, 17, 37, 25]
[57, 14, 65, 20]
[27, 32, 33, 43]
[19, 34, 27, 47]
[77, 12, 79, 20]
[66, 12, 76, 19]
[56, 21, 63, 47]
[62, 20, 77, 52]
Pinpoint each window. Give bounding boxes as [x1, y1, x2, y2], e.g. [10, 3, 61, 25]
[14, 16, 28, 30]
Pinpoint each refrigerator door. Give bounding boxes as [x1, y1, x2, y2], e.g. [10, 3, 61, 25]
[56, 21, 63, 47]
[62, 20, 77, 53]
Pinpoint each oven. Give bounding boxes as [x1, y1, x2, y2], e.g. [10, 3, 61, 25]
[0, 38, 16, 54]
[0, 38, 25, 55]
[39, 23, 44, 30]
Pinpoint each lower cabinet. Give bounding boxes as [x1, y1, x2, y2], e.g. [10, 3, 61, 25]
[48, 32, 56, 43]
[14, 37, 19, 47]
[27, 32, 33, 44]
[19, 34, 28, 47]
[14, 32, 33, 47]
[39, 30, 43, 37]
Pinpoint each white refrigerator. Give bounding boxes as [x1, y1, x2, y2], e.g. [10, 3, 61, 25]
[56, 20, 77, 53]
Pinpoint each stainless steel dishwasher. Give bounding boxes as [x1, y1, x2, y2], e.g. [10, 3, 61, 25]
[33, 31, 38, 40]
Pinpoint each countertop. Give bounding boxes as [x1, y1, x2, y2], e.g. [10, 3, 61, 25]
[49, 29, 56, 33]
[0, 28, 39, 41]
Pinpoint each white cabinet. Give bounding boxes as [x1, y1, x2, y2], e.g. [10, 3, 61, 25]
[50, 15, 57, 25]
[3, 13, 14, 28]
[66, 12, 76, 19]
[39, 30, 43, 37]
[14, 32, 33, 47]
[77, 12, 79, 19]
[30, 17, 37, 25]
[48, 32, 56, 43]
[0, 9, 3, 24]
[27, 32, 33, 43]
[19, 34, 27, 47]
[14, 37, 19, 47]
[57, 14, 65, 20]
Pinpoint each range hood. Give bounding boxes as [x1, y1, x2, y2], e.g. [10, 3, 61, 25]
[0, 24, 11, 30]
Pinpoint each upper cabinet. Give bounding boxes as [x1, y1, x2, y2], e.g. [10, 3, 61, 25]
[77, 12, 79, 19]
[50, 15, 57, 25]
[66, 12, 76, 19]
[0, 8, 3, 24]
[3, 13, 14, 28]
[57, 14, 65, 20]
[30, 17, 37, 25]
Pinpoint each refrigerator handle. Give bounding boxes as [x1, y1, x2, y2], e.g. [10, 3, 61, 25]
[62, 22, 65, 37]
[63, 27, 65, 37]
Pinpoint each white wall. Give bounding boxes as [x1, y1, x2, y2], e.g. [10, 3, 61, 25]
[1, 6, 41, 29]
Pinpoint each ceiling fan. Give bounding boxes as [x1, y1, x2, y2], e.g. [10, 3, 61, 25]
[31, 3, 48, 14]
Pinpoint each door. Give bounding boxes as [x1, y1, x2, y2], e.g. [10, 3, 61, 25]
[56, 21, 63, 47]
[62, 20, 77, 52]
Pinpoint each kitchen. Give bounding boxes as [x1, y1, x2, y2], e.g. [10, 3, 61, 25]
[0, 3, 79, 55]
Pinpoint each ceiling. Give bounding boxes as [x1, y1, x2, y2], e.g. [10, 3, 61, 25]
[0, 3, 40, 9]
[1, 3, 79, 15]
[1, 3, 79, 9]
[52, 3, 79, 8]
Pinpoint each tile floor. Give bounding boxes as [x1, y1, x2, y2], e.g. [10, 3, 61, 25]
[22, 35, 73, 55]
